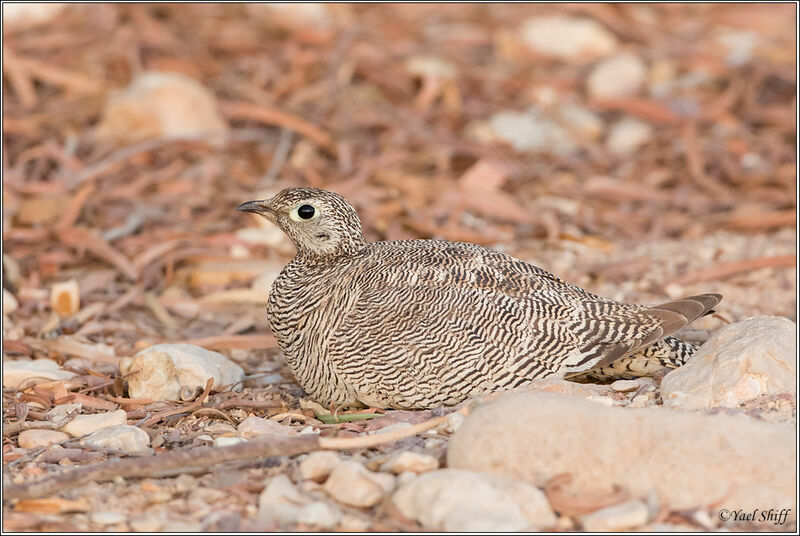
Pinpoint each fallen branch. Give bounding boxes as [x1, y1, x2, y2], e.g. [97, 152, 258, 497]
[3, 407, 465, 500]
[2, 435, 320, 501]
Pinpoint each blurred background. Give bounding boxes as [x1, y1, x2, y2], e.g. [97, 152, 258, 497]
[2, 3, 796, 360]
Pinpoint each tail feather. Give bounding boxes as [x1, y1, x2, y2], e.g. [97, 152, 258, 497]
[567, 293, 722, 381]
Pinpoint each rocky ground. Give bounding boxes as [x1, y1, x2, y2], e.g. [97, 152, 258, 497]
[3, 3, 796, 533]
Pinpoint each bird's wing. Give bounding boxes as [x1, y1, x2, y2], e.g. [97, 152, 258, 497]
[329, 241, 721, 383]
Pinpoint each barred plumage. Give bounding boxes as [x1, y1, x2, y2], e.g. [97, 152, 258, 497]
[238, 188, 721, 410]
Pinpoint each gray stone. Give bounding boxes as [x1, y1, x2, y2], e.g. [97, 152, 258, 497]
[392, 469, 556, 531]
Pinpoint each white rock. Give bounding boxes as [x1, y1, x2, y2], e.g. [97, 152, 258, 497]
[237, 416, 296, 439]
[3, 289, 18, 316]
[90, 511, 127, 526]
[119, 343, 244, 401]
[392, 469, 556, 531]
[18, 429, 69, 449]
[62, 409, 127, 438]
[299, 451, 340, 482]
[214, 437, 246, 447]
[580, 500, 650, 531]
[661, 316, 796, 410]
[558, 104, 604, 140]
[380, 450, 439, 475]
[2, 359, 77, 389]
[587, 52, 647, 100]
[606, 118, 653, 155]
[96, 72, 229, 147]
[83, 425, 152, 455]
[519, 15, 617, 61]
[297, 501, 342, 529]
[323, 461, 395, 508]
[489, 108, 577, 155]
[448, 392, 794, 511]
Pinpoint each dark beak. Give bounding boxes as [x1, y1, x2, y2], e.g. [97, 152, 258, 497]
[236, 200, 273, 216]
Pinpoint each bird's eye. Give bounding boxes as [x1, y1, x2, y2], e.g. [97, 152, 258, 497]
[290, 204, 318, 222]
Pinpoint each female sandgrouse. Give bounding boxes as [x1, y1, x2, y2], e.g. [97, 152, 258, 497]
[238, 188, 721, 410]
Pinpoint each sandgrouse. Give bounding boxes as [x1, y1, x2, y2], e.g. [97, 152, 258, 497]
[238, 188, 721, 410]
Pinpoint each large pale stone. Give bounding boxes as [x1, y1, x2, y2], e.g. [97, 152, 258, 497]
[120, 344, 244, 401]
[392, 469, 556, 531]
[519, 15, 617, 61]
[448, 393, 795, 512]
[661, 316, 796, 410]
[96, 72, 229, 146]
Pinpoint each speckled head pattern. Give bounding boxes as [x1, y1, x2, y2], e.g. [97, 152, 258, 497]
[238, 188, 365, 258]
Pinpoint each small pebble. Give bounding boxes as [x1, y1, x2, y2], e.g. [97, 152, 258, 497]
[580, 500, 650, 531]
[18, 429, 68, 449]
[90, 511, 127, 526]
[62, 410, 127, 437]
[380, 450, 439, 474]
[611, 379, 640, 393]
[214, 437, 247, 447]
[83, 424, 152, 455]
[323, 461, 395, 507]
[3, 288, 18, 315]
[628, 394, 651, 408]
[299, 451, 340, 482]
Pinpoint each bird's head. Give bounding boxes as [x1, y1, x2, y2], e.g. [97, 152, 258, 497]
[237, 188, 365, 258]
